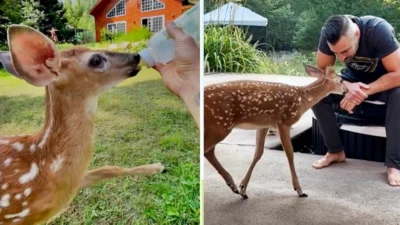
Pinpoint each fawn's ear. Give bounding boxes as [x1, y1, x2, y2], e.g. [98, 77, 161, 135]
[0, 51, 22, 79]
[324, 65, 336, 79]
[7, 25, 60, 86]
[303, 64, 324, 78]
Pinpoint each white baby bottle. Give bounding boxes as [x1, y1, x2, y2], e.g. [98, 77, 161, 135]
[139, 3, 200, 68]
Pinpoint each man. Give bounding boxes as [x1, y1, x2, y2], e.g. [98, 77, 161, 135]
[155, 22, 200, 127]
[312, 15, 400, 186]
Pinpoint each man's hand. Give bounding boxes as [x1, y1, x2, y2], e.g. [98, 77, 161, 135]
[153, 22, 200, 127]
[342, 81, 369, 104]
[340, 98, 356, 114]
[154, 22, 200, 99]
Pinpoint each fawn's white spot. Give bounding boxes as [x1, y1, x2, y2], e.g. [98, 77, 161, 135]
[12, 219, 21, 222]
[50, 155, 64, 173]
[15, 194, 22, 200]
[4, 208, 30, 219]
[4, 158, 12, 167]
[12, 142, 24, 152]
[0, 140, 9, 145]
[22, 201, 28, 206]
[1, 184, 8, 190]
[85, 96, 99, 116]
[0, 194, 10, 207]
[24, 188, 31, 197]
[38, 124, 52, 149]
[19, 163, 39, 184]
[30, 144, 36, 152]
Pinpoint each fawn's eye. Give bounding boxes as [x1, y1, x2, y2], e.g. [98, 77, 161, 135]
[89, 55, 102, 67]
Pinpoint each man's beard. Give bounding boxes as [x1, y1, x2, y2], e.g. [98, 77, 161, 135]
[344, 39, 359, 63]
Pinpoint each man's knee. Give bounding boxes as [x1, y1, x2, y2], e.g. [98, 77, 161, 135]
[312, 94, 341, 110]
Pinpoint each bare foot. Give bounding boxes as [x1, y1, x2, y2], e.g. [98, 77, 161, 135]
[388, 167, 400, 187]
[312, 151, 346, 169]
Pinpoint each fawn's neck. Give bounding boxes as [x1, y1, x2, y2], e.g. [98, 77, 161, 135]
[300, 77, 333, 109]
[35, 86, 97, 170]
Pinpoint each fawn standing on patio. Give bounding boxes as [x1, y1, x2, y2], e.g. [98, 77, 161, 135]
[312, 15, 400, 186]
[204, 64, 345, 198]
[0, 25, 165, 225]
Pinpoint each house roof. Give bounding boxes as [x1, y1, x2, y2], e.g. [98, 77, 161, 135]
[89, 0, 110, 16]
[182, 3, 195, 12]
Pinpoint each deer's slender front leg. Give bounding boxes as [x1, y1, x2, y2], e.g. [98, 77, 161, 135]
[278, 125, 307, 197]
[239, 128, 268, 199]
[205, 147, 239, 194]
[79, 163, 165, 190]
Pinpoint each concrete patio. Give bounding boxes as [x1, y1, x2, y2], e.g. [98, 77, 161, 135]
[204, 74, 400, 225]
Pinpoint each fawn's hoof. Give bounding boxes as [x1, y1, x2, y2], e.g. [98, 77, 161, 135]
[239, 184, 249, 199]
[227, 183, 239, 194]
[294, 188, 308, 197]
[151, 163, 165, 173]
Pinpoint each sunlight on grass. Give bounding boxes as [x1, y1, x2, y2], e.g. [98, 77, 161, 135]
[0, 67, 200, 225]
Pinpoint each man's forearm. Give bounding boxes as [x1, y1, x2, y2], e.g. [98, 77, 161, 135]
[366, 71, 400, 95]
[182, 91, 200, 128]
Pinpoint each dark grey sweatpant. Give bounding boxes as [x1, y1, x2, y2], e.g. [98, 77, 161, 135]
[312, 87, 400, 170]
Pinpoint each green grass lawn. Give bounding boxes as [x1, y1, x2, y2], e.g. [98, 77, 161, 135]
[0, 68, 200, 225]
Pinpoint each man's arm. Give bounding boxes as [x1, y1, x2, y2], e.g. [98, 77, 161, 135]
[316, 50, 336, 70]
[364, 48, 400, 96]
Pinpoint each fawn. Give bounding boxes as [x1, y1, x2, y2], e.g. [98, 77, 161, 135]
[0, 25, 165, 224]
[204, 64, 345, 198]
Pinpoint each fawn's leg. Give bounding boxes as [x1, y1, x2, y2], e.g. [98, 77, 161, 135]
[278, 125, 308, 197]
[205, 147, 239, 194]
[79, 163, 165, 190]
[239, 128, 268, 199]
[204, 129, 239, 194]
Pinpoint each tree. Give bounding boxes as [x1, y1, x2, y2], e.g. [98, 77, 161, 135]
[0, 10, 12, 50]
[64, 0, 97, 30]
[292, 0, 400, 50]
[21, 0, 45, 29]
[245, 0, 297, 51]
[0, 0, 23, 24]
[37, 0, 70, 41]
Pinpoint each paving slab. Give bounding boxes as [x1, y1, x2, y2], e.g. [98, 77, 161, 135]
[204, 146, 400, 225]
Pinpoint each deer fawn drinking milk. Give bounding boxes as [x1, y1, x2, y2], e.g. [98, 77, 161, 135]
[204, 64, 345, 198]
[0, 25, 165, 224]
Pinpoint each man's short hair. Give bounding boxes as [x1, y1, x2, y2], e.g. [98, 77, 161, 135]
[321, 15, 351, 45]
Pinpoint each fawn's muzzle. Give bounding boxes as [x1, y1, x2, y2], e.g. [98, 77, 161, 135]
[127, 53, 141, 77]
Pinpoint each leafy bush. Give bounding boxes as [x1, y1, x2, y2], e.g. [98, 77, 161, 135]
[204, 25, 270, 73]
[100, 27, 152, 43]
[113, 27, 152, 42]
[100, 28, 119, 43]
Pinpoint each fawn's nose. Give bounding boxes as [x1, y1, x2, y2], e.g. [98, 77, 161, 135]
[133, 53, 141, 63]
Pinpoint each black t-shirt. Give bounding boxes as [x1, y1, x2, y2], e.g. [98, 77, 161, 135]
[318, 15, 400, 84]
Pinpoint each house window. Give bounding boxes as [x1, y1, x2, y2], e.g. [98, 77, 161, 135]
[107, 0, 126, 18]
[141, 0, 165, 12]
[107, 22, 126, 33]
[142, 16, 164, 32]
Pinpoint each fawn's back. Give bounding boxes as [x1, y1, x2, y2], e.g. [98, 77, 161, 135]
[204, 80, 308, 131]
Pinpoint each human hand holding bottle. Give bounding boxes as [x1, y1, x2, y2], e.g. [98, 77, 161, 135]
[154, 22, 200, 127]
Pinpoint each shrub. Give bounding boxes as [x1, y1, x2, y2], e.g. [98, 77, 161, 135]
[204, 25, 270, 74]
[100, 27, 152, 43]
[113, 27, 152, 43]
[100, 28, 120, 43]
